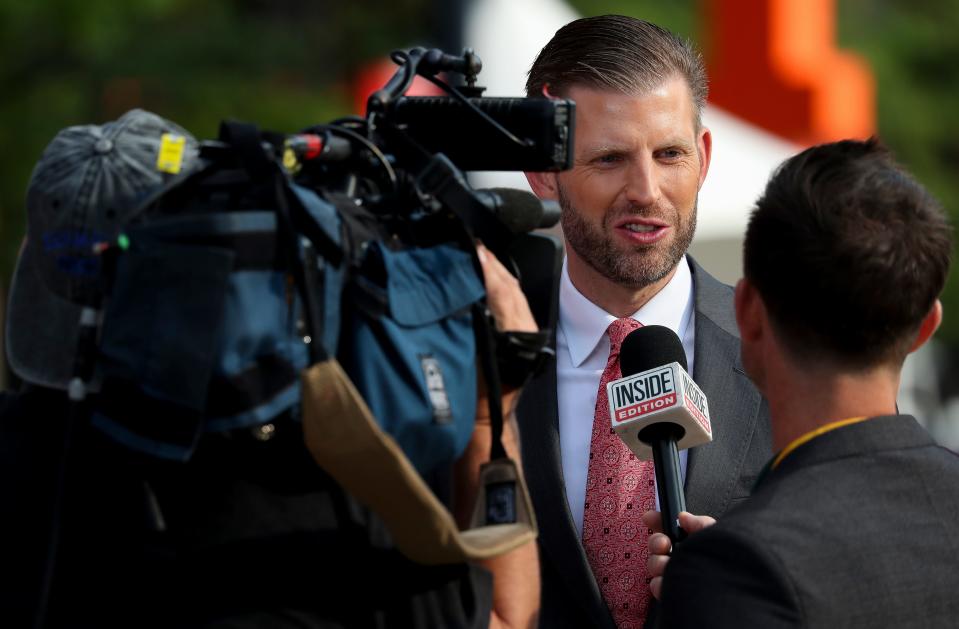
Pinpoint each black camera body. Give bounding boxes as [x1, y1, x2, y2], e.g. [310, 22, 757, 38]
[389, 95, 574, 172]
[285, 47, 574, 204]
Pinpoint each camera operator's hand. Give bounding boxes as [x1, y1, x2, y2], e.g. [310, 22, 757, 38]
[476, 243, 537, 334]
[449, 243, 540, 629]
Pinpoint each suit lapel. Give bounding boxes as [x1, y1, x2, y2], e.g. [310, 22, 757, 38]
[683, 259, 768, 516]
[517, 359, 615, 627]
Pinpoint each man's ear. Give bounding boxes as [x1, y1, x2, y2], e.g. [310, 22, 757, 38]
[734, 278, 763, 343]
[909, 299, 943, 354]
[525, 171, 559, 201]
[697, 126, 712, 190]
[735, 278, 769, 390]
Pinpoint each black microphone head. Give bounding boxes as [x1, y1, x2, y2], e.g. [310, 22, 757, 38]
[538, 199, 560, 229]
[620, 325, 688, 376]
[485, 187, 554, 234]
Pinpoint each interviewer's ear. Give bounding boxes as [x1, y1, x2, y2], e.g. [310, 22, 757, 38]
[734, 278, 763, 343]
[525, 171, 558, 201]
[909, 299, 943, 354]
[735, 278, 768, 388]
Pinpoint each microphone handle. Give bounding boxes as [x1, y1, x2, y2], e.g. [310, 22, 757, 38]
[639, 423, 687, 543]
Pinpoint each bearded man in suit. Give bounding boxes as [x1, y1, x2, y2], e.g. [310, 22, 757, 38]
[647, 138, 958, 627]
[517, 14, 773, 629]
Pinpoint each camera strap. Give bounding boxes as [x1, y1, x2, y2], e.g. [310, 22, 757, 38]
[472, 303, 507, 462]
[217, 120, 343, 364]
[412, 155, 516, 464]
[218, 121, 344, 264]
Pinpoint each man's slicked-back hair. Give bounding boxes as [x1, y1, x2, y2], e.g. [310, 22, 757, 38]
[526, 14, 708, 127]
[744, 138, 954, 369]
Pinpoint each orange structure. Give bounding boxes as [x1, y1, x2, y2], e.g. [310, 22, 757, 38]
[705, 0, 875, 146]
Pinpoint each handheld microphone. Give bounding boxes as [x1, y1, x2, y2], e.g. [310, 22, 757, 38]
[606, 325, 712, 542]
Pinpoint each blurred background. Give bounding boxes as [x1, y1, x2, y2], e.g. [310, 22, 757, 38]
[1, 0, 956, 445]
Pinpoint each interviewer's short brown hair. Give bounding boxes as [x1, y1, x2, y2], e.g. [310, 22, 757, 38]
[744, 138, 954, 369]
[526, 14, 708, 127]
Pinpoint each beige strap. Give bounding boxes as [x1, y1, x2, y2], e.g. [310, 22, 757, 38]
[301, 359, 537, 565]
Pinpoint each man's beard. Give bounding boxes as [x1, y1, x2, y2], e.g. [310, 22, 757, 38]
[558, 184, 697, 289]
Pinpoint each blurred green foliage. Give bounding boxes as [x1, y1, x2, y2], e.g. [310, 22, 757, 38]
[0, 0, 434, 285]
[2, 0, 957, 345]
[838, 0, 959, 346]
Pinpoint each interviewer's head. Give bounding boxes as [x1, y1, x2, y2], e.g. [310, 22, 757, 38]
[739, 138, 953, 373]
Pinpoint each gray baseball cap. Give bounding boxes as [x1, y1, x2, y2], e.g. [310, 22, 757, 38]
[6, 109, 205, 390]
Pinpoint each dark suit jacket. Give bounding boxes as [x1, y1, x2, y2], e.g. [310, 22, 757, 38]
[658, 414, 959, 628]
[516, 258, 772, 629]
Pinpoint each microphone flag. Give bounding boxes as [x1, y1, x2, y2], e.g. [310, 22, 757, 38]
[606, 362, 712, 460]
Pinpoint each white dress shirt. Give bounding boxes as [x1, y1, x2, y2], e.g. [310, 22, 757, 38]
[557, 256, 696, 537]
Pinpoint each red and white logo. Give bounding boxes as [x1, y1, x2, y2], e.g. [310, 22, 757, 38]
[606, 362, 713, 461]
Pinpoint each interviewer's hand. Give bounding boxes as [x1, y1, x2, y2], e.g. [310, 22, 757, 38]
[476, 243, 537, 333]
[642, 510, 716, 600]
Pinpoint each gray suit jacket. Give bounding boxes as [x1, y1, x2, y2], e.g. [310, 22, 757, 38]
[658, 414, 959, 628]
[516, 257, 772, 629]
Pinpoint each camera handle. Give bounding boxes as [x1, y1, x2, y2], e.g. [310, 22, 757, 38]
[367, 47, 481, 112]
[416, 153, 515, 261]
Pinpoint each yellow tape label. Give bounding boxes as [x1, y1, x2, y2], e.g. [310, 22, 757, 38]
[156, 133, 186, 174]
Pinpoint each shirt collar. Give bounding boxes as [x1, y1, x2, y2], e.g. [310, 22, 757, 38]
[559, 255, 693, 368]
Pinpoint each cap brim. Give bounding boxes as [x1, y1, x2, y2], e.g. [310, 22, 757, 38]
[6, 240, 87, 390]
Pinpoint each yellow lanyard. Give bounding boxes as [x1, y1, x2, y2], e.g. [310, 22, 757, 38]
[771, 416, 870, 470]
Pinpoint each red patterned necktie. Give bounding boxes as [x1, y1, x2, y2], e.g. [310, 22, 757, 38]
[582, 317, 656, 629]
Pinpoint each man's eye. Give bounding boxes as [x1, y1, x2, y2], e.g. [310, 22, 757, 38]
[658, 148, 683, 159]
[597, 154, 623, 164]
